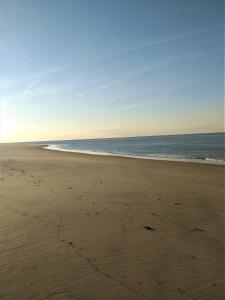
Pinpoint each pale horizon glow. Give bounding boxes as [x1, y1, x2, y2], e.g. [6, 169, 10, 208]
[1, 0, 224, 143]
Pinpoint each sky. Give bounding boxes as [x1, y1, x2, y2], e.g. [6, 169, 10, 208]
[0, 0, 224, 142]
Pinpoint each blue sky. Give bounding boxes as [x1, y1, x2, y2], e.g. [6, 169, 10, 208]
[0, 0, 224, 142]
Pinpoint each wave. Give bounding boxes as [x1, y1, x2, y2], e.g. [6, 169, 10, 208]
[43, 144, 225, 165]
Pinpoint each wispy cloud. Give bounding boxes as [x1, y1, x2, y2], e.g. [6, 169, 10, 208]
[96, 56, 179, 91]
[1, 23, 221, 105]
[1, 65, 67, 90]
[1, 65, 69, 103]
[89, 23, 223, 64]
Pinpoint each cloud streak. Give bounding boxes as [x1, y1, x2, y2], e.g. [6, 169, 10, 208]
[96, 55, 184, 92]
[1, 65, 70, 103]
[88, 23, 223, 64]
[1, 23, 221, 105]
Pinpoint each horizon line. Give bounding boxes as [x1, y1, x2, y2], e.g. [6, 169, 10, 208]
[1, 131, 224, 144]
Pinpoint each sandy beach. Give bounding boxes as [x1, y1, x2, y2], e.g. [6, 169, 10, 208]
[0, 144, 224, 300]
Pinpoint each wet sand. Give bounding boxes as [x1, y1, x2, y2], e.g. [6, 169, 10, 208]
[0, 144, 224, 300]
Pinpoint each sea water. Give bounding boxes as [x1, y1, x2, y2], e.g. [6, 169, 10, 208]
[36, 132, 224, 164]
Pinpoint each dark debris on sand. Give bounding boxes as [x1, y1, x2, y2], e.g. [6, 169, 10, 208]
[144, 226, 155, 231]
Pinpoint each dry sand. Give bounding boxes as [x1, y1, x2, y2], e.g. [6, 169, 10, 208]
[0, 144, 224, 300]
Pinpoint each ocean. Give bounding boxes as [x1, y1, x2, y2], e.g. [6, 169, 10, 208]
[37, 132, 224, 164]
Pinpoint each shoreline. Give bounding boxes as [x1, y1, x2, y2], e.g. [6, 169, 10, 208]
[43, 144, 225, 166]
